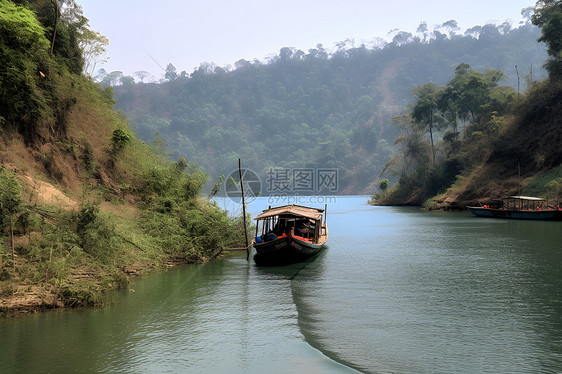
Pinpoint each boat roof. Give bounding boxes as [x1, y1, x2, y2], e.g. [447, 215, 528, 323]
[504, 196, 545, 201]
[254, 204, 324, 221]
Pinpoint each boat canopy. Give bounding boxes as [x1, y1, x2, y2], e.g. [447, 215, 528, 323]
[505, 196, 546, 201]
[254, 204, 324, 221]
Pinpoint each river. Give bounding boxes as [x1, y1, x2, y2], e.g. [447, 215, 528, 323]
[1, 196, 561, 373]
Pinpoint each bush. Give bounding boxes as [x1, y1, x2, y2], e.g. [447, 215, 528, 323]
[425, 158, 463, 196]
[76, 204, 120, 262]
[111, 128, 132, 152]
[379, 178, 389, 191]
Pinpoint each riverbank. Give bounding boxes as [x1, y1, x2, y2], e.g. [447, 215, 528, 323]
[0, 256, 203, 317]
[0, 242, 227, 317]
[370, 80, 562, 211]
[0, 168, 241, 318]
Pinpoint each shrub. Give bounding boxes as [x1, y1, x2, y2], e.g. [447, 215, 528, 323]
[379, 178, 389, 191]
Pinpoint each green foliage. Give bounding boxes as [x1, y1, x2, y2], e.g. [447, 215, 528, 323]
[0, 0, 107, 144]
[522, 164, 562, 199]
[76, 204, 119, 261]
[111, 128, 132, 152]
[0, 1, 248, 313]
[165, 63, 178, 81]
[113, 23, 547, 192]
[544, 180, 560, 202]
[79, 27, 109, 76]
[0, 0, 52, 138]
[382, 64, 518, 204]
[0, 1, 49, 50]
[425, 157, 463, 196]
[379, 179, 389, 191]
[411, 82, 445, 164]
[0, 167, 24, 232]
[532, 0, 562, 79]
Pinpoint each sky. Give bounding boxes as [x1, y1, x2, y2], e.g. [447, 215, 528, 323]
[79, 0, 536, 79]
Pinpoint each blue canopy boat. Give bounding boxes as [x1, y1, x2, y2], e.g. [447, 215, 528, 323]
[467, 196, 562, 220]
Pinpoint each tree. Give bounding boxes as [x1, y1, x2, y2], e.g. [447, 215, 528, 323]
[99, 70, 123, 87]
[0, 0, 51, 138]
[38, 0, 90, 73]
[379, 179, 389, 191]
[49, 0, 61, 57]
[392, 31, 414, 46]
[165, 63, 178, 80]
[94, 68, 108, 82]
[439, 64, 506, 129]
[417, 21, 429, 42]
[134, 70, 151, 83]
[0, 167, 24, 268]
[120, 75, 135, 89]
[532, 0, 562, 79]
[111, 128, 132, 153]
[79, 28, 109, 76]
[440, 20, 460, 38]
[381, 114, 430, 178]
[411, 82, 444, 165]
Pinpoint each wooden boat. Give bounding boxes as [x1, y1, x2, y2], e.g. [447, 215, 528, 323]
[252, 204, 328, 266]
[467, 196, 562, 220]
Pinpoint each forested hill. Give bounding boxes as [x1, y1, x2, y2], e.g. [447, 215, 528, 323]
[0, 0, 245, 313]
[113, 22, 547, 194]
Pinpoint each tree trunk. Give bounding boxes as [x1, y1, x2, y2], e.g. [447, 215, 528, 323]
[50, 1, 60, 58]
[10, 219, 15, 271]
[429, 123, 435, 166]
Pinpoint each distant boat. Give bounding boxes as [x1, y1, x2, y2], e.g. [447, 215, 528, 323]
[467, 196, 562, 220]
[252, 204, 328, 266]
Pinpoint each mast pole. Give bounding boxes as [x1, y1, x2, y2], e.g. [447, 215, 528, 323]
[239, 159, 249, 260]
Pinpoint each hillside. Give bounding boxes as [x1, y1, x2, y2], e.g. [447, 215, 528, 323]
[112, 21, 548, 194]
[0, 0, 245, 315]
[435, 80, 562, 208]
[371, 0, 562, 209]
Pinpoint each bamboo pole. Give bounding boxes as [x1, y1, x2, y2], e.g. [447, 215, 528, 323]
[238, 159, 249, 260]
[10, 218, 15, 271]
[515, 65, 520, 95]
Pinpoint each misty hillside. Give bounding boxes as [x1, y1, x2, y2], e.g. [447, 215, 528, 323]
[112, 22, 547, 194]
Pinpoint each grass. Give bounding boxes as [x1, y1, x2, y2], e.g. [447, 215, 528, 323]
[522, 164, 562, 201]
[0, 78, 248, 316]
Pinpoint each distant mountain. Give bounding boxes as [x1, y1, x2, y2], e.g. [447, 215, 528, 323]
[113, 22, 547, 194]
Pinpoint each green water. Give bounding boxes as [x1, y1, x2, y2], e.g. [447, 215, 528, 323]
[1, 196, 561, 373]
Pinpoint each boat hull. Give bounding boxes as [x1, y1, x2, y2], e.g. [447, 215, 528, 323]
[468, 206, 562, 220]
[253, 235, 324, 266]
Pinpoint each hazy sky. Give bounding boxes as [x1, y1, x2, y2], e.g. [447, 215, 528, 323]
[79, 0, 535, 78]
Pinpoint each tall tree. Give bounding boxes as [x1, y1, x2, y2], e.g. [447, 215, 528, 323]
[49, 0, 60, 57]
[79, 28, 109, 76]
[165, 63, 178, 80]
[532, 0, 562, 79]
[0, 167, 24, 268]
[134, 70, 151, 83]
[411, 82, 444, 165]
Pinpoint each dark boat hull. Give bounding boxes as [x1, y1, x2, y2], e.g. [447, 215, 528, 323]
[253, 235, 324, 266]
[468, 206, 562, 220]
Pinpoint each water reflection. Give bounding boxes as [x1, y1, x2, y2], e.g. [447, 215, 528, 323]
[0, 248, 353, 374]
[1, 197, 560, 374]
[290, 199, 562, 373]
